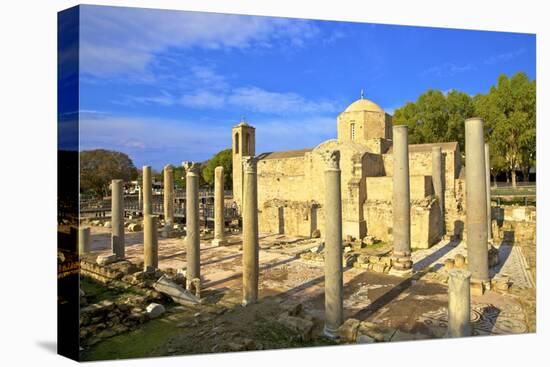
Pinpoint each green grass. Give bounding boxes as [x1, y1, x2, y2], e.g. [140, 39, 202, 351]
[80, 315, 182, 361]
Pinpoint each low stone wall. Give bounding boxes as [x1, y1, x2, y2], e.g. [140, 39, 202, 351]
[492, 205, 536, 244]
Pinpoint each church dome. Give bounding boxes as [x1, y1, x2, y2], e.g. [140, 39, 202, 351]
[344, 98, 384, 113]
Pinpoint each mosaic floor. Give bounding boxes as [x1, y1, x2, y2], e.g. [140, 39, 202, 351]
[412, 240, 534, 289]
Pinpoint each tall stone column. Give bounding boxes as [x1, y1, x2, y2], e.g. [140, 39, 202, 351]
[143, 214, 159, 272]
[111, 179, 125, 259]
[432, 146, 445, 238]
[485, 143, 492, 241]
[212, 166, 227, 246]
[163, 164, 175, 230]
[138, 185, 142, 211]
[447, 269, 472, 337]
[142, 165, 153, 216]
[242, 157, 259, 306]
[465, 118, 489, 283]
[322, 150, 344, 338]
[391, 125, 412, 274]
[184, 162, 200, 289]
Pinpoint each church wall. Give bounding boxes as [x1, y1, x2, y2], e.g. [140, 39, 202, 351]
[365, 176, 433, 201]
[257, 156, 309, 205]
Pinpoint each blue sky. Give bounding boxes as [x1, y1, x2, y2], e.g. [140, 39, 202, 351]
[75, 5, 536, 170]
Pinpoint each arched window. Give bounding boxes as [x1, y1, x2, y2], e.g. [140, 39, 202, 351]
[235, 132, 240, 154]
[244, 133, 250, 155]
[350, 123, 356, 141]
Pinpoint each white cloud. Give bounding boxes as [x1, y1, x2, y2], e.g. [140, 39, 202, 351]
[420, 62, 476, 77]
[484, 48, 525, 65]
[180, 90, 226, 109]
[78, 112, 339, 168]
[80, 6, 320, 77]
[226, 87, 341, 115]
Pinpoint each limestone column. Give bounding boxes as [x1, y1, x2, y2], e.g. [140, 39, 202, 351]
[242, 157, 259, 306]
[143, 166, 152, 216]
[163, 164, 175, 230]
[465, 118, 489, 283]
[485, 143, 492, 241]
[212, 166, 227, 246]
[432, 146, 445, 238]
[447, 269, 472, 337]
[78, 226, 91, 256]
[137, 185, 142, 211]
[111, 179, 125, 259]
[184, 162, 200, 288]
[391, 125, 412, 273]
[143, 214, 159, 272]
[322, 150, 344, 338]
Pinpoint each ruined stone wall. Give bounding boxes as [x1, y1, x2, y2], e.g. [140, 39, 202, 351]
[492, 205, 536, 244]
[259, 199, 321, 237]
[363, 197, 440, 249]
[382, 143, 460, 197]
[365, 176, 433, 201]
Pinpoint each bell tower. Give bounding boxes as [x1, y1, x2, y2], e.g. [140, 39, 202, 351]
[232, 120, 255, 213]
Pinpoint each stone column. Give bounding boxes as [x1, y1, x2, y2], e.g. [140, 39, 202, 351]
[485, 143, 492, 241]
[432, 146, 445, 238]
[242, 157, 259, 306]
[143, 214, 159, 272]
[391, 125, 412, 274]
[163, 164, 175, 231]
[184, 162, 200, 288]
[142, 165, 152, 216]
[447, 269, 472, 337]
[322, 150, 344, 338]
[111, 179, 125, 259]
[138, 185, 142, 211]
[78, 226, 91, 256]
[465, 118, 489, 283]
[212, 166, 227, 246]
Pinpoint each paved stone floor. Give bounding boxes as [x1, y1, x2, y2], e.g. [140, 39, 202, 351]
[88, 226, 535, 340]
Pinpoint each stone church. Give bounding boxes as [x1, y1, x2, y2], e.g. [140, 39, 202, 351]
[232, 96, 464, 249]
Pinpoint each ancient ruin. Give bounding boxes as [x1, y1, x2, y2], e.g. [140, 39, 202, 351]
[232, 97, 458, 249]
[73, 98, 536, 360]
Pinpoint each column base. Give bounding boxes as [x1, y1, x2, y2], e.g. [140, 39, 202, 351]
[241, 298, 257, 307]
[96, 253, 119, 266]
[470, 279, 491, 296]
[212, 238, 228, 246]
[388, 267, 414, 277]
[323, 324, 340, 340]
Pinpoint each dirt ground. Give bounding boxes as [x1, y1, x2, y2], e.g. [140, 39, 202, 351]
[80, 226, 535, 360]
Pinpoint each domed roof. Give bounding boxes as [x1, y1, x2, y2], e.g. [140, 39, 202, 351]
[344, 98, 384, 113]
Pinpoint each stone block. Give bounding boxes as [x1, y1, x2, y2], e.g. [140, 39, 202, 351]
[337, 318, 360, 342]
[153, 275, 200, 305]
[277, 313, 314, 341]
[128, 223, 142, 232]
[145, 303, 165, 318]
[96, 254, 118, 266]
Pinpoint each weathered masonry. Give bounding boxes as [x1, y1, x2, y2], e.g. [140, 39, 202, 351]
[232, 96, 465, 249]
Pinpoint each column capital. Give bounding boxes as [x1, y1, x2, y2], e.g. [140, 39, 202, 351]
[164, 164, 173, 172]
[321, 149, 340, 171]
[242, 156, 257, 173]
[215, 165, 224, 174]
[182, 161, 200, 176]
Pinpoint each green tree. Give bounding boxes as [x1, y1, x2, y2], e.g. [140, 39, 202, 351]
[201, 149, 233, 189]
[80, 149, 138, 197]
[474, 72, 536, 186]
[393, 89, 474, 151]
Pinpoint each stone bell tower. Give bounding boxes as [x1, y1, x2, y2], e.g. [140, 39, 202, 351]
[232, 120, 255, 213]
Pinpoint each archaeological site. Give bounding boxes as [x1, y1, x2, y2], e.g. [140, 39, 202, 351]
[56, 4, 537, 363]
